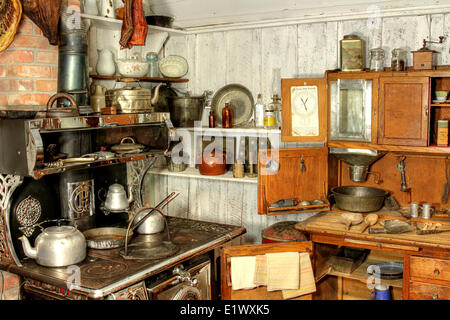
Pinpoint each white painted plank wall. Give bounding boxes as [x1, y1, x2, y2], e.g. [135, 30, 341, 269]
[138, 13, 450, 243]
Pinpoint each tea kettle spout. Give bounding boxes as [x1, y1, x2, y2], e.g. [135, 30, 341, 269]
[151, 83, 163, 106]
[18, 236, 37, 259]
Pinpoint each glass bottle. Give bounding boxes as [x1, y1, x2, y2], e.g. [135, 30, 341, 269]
[269, 95, 282, 129]
[264, 102, 276, 129]
[369, 48, 385, 72]
[222, 103, 233, 128]
[146, 52, 160, 77]
[391, 48, 406, 71]
[254, 93, 265, 128]
[208, 110, 216, 128]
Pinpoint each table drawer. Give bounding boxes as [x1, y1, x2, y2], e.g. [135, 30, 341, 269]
[410, 256, 450, 282]
[409, 281, 450, 300]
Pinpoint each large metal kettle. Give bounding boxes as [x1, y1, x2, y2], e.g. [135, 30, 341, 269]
[18, 225, 86, 267]
[103, 183, 133, 212]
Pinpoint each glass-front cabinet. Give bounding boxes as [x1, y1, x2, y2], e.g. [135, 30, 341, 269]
[329, 78, 373, 142]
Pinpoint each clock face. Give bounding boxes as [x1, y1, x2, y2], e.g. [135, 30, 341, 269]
[291, 86, 319, 136]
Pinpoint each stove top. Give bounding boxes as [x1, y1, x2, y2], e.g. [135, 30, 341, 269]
[12, 217, 245, 298]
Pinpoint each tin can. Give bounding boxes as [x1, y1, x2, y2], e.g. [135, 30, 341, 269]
[437, 120, 448, 146]
[340, 35, 365, 72]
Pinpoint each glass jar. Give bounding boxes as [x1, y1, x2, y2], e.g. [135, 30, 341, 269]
[268, 95, 282, 129]
[391, 48, 406, 71]
[369, 48, 385, 72]
[146, 52, 160, 77]
[264, 108, 276, 129]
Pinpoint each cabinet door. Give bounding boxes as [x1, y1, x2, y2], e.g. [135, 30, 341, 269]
[258, 147, 329, 215]
[378, 76, 429, 146]
[281, 78, 327, 143]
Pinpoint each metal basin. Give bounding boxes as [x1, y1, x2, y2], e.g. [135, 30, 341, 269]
[331, 186, 388, 212]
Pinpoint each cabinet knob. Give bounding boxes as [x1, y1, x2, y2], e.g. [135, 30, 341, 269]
[434, 269, 440, 275]
[432, 293, 439, 300]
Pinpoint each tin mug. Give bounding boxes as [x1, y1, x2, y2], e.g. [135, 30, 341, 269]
[421, 203, 434, 219]
[410, 202, 420, 218]
[370, 284, 391, 300]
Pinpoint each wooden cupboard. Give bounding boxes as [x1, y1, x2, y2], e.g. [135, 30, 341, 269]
[378, 76, 429, 147]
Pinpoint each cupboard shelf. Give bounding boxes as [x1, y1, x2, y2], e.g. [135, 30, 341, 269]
[327, 258, 404, 289]
[431, 104, 450, 107]
[80, 13, 188, 35]
[89, 74, 189, 83]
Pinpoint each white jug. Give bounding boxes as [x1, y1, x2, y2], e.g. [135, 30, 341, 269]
[96, 49, 116, 76]
[83, 0, 99, 15]
[99, 0, 116, 18]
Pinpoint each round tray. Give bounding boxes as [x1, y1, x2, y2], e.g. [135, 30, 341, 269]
[211, 84, 254, 127]
[367, 262, 403, 280]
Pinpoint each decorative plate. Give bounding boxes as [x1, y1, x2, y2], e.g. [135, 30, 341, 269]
[211, 83, 254, 127]
[159, 55, 188, 78]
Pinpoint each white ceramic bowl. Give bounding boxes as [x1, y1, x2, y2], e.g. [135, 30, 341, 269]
[116, 59, 150, 77]
[159, 55, 188, 78]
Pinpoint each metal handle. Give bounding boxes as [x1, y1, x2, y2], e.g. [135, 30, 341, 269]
[432, 293, 439, 299]
[120, 137, 136, 145]
[46, 93, 78, 110]
[434, 269, 440, 275]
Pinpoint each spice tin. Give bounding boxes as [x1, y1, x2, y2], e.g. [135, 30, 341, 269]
[340, 35, 365, 72]
[437, 120, 448, 146]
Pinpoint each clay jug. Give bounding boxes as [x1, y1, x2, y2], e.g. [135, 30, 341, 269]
[96, 49, 116, 76]
[91, 85, 106, 113]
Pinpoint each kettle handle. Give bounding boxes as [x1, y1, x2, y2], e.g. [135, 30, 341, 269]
[46, 93, 78, 110]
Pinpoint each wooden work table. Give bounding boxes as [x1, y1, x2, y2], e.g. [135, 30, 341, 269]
[295, 211, 450, 300]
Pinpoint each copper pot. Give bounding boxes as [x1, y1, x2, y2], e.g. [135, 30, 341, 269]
[197, 150, 227, 175]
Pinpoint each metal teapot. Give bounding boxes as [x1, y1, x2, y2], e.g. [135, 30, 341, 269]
[19, 225, 86, 267]
[103, 183, 133, 213]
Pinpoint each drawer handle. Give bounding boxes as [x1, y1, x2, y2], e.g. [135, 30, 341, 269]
[434, 269, 440, 275]
[432, 293, 439, 300]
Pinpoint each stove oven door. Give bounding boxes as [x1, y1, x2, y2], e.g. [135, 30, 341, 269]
[147, 260, 211, 300]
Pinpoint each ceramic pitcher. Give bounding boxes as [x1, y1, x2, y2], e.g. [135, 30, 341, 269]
[83, 0, 99, 15]
[96, 49, 116, 76]
[99, 0, 116, 18]
[91, 85, 106, 113]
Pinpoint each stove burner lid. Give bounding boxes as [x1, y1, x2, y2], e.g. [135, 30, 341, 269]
[119, 241, 179, 260]
[80, 260, 128, 279]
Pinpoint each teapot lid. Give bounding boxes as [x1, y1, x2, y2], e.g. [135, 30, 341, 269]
[109, 183, 125, 192]
[44, 225, 76, 235]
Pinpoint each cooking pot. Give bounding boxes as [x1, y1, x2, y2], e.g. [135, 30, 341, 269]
[167, 92, 205, 127]
[18, 225, 86, 267]
[110, 137, 146, 155]
[197, 150, 227, 175]
[105, 82, 162, 113]
[331, 186, 388, 213]
[132, 207, 166, 234]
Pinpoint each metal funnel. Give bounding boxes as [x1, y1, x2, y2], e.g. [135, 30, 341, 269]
[330, 148, 386, 182]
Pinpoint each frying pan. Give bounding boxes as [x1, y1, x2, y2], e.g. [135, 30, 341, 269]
[83, 227, 133, 249]
[367, 262, 403, 280]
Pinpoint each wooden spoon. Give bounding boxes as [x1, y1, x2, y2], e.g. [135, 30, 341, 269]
[358, 214, 379, 233]
[339, 212, 363, 231]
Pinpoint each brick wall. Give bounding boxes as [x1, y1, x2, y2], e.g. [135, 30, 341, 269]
[0, 271, 21, 300]
[0, 16, 59, 107]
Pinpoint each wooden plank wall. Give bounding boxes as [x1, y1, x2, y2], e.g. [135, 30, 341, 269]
[117, 13, 450, 243]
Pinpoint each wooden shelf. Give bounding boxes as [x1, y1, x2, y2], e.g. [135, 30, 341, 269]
[81, 13, 188, 35]
[431, 103, 450, 107]
[328, 258, 404, 289]
[90, 75, 189, 83]
[328, 141, 450, 155]
[148, 167, 258, 184]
